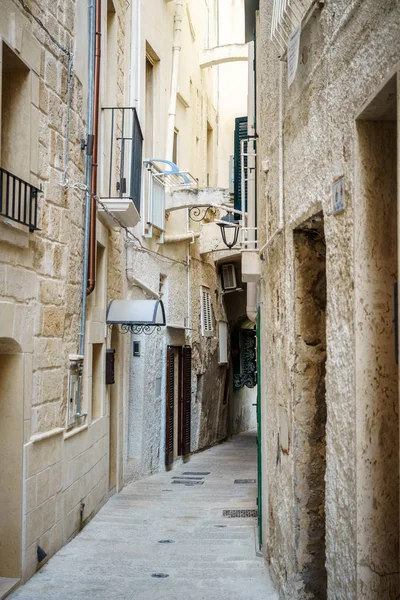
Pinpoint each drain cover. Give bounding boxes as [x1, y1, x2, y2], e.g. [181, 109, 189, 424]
[214, 525, 227, 528]
[171, 480, 204, 486]
[158, 540, 175, 544]
[183, 472, 210, 476]
[223, 509, 258, 518]
[151, 573, 169, 578]
[234, 479, 256, 484]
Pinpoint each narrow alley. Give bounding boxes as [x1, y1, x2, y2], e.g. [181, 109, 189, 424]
[10, 434, 278, 600]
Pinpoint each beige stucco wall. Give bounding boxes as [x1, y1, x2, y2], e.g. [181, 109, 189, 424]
[123, 0, 248, 483]
[256, 1, 400, 598]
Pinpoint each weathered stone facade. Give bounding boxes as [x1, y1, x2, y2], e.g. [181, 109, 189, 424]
[256, 1, 400, 598]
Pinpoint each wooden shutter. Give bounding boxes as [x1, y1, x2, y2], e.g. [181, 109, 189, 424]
[166, 346, 175, 466]
[201, 287, 213, 336]
[234, 116, 248, 214]
[182, 345, 192, 456]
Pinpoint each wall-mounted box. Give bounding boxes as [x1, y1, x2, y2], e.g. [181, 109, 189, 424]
[241, 250, 260, 283]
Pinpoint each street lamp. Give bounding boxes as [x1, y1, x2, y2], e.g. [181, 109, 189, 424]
[215, 213, 240, 249]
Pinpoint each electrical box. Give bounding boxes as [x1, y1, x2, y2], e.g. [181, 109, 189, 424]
[106, 349, 115, 385]
[68, 355, 84, 426]
[241, 250, 261, 283]
[221, 264, 237, 290]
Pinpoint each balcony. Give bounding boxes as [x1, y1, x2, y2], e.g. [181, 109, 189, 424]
[0, 167, 40, 232]
[98, 107, 143, 228]
[143, 160, 197, 241]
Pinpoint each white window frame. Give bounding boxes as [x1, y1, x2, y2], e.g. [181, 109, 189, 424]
[200, 286, 214, 337]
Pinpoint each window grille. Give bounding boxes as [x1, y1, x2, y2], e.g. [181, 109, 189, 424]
[0, 168, 40, 232]
[271, 0, 321, 55]
[201, 287, 213, 337]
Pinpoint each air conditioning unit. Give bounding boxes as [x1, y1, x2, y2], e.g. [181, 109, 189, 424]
[221, 264, 237, 290]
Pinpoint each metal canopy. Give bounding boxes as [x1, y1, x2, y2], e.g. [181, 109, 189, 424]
[106, 299, 166, 334]
[244, 0, 259, 43]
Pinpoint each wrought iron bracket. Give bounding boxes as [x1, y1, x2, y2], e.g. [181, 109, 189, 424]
[108, 324, 162, 335]
[188, 206, 216, 222]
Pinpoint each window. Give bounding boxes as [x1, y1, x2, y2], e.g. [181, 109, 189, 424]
[201, 286, 213, 337]
[145, 56, 154, 158]
[1, 42, 30, 180]
[219, 322, 228, 364]
[173, 129, 179, 166]
[0, 42, 39, 232]
[207, 122, 214, 187]
[91, 343, 104, 421]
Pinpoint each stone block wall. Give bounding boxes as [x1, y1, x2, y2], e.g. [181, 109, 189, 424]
[0, 0, 127, 583]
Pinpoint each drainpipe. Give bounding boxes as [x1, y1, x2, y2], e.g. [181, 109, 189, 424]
[278, 60, 284, 230]
[79, 0, 96, 356]
[126, 270, 160, 299]
[87, 0, 102, 295]
[130, 0, 140, 109]
[165, 0, 184, 161]
[246, 42, 257, 324]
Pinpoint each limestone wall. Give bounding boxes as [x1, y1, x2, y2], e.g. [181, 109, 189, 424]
[256, 1, 400, 598]
[0, 0, 128, 582]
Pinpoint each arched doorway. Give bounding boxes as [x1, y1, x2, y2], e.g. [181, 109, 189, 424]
[0, 338, 24, 582]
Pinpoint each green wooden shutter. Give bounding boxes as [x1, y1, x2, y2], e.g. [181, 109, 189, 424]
[166, 346, 175, 466]
[234, 116, 248, 214]
[182, 345, 192, 456]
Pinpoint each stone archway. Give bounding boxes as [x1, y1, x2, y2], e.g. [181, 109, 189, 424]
[0, 338, 24, 582]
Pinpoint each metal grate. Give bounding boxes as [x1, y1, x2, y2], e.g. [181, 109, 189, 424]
[183, 472, 210, 476]
[0, 167, 40, 231]
[172, 476, 204, 481]
[234, 479, 256, 484]
[171, 480, 204, 486]
[223, 509, 258, 518]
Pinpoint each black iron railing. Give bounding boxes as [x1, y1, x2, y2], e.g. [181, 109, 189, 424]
[101, 107, 143, 215]
[0, 167, 40, 232]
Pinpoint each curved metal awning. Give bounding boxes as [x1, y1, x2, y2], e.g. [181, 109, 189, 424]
[106, 299, 166, 334]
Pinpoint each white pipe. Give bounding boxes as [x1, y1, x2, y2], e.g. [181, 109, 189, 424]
[246, 282, 257, 323]
[129, 0, 139, 107]
[166, 0, 184, 161]
[163, 232, 200, 243]
[278, 60, 284, 229]
[258, 226, 283, 257]
[126, 270, 160, 299]
[246, 42, 257, 324]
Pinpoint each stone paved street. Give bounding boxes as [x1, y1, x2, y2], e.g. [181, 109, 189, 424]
[11, 433, 278, 600]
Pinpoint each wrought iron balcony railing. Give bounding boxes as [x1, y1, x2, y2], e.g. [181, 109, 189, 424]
[101, 107, 143, 215]
[0, 167, 40, 232]
[143, 159, 197, 241]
